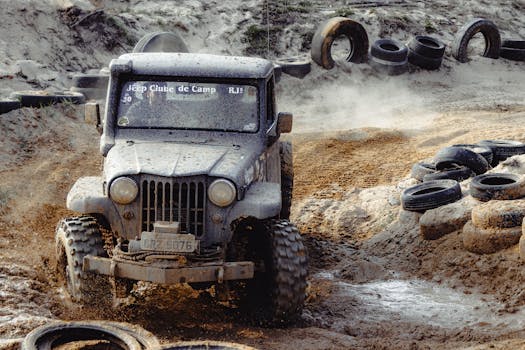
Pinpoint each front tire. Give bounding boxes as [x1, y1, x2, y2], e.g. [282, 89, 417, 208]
[246, 219, 308, 326]
[55, 215, 111, 306]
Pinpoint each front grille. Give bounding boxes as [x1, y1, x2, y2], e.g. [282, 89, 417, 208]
[141, 176, 206, 236]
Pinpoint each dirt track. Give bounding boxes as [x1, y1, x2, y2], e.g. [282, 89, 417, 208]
[2, 0, 525, 349]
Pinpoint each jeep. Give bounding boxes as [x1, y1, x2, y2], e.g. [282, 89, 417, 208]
[55, 52, 308, 325]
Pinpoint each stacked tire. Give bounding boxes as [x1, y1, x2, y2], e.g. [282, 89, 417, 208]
[369, 39, 408, 75]
[407, 36, 446, 70]
[70, 71, 109, 101]
[500, 40, 525, 61]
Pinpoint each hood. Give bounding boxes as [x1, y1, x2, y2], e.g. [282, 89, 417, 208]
[104, 141, 258, 187]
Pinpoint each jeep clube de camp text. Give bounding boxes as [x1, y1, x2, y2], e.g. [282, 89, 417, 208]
[55, 53, 308, 325]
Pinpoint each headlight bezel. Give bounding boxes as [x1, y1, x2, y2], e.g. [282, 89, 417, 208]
[208, 178, 236, 207]
[109, 177, 139, 205]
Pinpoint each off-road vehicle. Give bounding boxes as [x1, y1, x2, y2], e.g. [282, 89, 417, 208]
[55, 52, 308, 325]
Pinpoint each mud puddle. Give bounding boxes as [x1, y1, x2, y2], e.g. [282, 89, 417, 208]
[317, 271, 525, 332]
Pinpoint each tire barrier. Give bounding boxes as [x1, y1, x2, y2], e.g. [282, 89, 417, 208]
[407, 35, 446, 70]
[478, 139, 525, 165]
[273, 57, 311, 79]
[133, 31, 189, 53]
[462, 220, 521, 254]
[452, 18, 501, 63]
[422, 164, 473, 182]
[451, 144, 493, 166]
[411, 161, 437, 182]
[500, 40, 525, 61]
[401, 179, 462, 212]
[9, 90, 85, 107]
[434, 146, 489, 175]
[469, 173, 525, 202]
[369, 38, 408, 75]
[311, 17, 369, 69]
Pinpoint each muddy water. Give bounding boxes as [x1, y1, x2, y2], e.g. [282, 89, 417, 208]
[317, 271, 525, 332]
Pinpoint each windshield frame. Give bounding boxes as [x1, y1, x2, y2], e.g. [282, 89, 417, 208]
[114, 74, 261, 133]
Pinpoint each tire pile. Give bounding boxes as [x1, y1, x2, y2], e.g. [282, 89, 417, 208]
[403, 139, 525, 256]
[21, 321, 258, 350]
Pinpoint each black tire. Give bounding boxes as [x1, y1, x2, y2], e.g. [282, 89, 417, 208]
[452, 18, 501, 63]
[478, 139, 525, 164]
[401, 179, 462, 212]
[463, 220, 521, 254]
[368, 55, 408, 75]
[451, 144, 493, 166]
[273, 57, 311, 79]
[311, 17, 369, 69]
[370, 39, 408, 63]
[408, 49, 443, 70]
[162, 342, 258, 350]
[408, 35, 446, 59]
[422, 164, 473, 182]
[410, 161, 437, 181]
[71, 73, 109, 88]
[21, 321, 143, 350]
[279, 141, 293, 220]
[99, 321, 160, 350]
[0, 99, 22, 115]
[500, 40, 525, 61]
[55, 216, 111, 305]
[246, 219, 307, 326]
[10, 90, 85, 107]
[133, 31, 189, 53]
[470, 173, 525, 202]
[434, 146, 489, 175]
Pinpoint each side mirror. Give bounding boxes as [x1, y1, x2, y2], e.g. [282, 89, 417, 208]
[277, 112, 293, 134]
[85, 102, 102, 135]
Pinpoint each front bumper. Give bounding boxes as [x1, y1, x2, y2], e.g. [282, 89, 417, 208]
[83, 256, 254, 284]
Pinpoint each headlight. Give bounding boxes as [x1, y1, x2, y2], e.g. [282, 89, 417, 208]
[208, 179, 236, 207]
[110, 177, 138, 204]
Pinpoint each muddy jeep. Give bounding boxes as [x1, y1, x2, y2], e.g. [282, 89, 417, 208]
[55, 52, 308, 325]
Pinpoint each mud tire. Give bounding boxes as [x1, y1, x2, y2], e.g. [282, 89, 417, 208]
[370, 39, 408, 62]
[162, 341, 258, 350]
[401, 179, 462, 212]
[21, 321, 143, 350]
[274, 57, 311, 79]
[368, 55, 408, 76]
[462, 220, 521, 254]
[478, 139, 525, 164]
[279, 141, 293, 219]
[408, 35, 446, 59]
[471, 199, 525, 229]
[246, 219, 308, 326]
[469, 173, 525, 202]
[452, 18, 501, 63]
[451, 144, 493, 166]
[410, 161, 437, 182]
[55, 216, 111, 306]
[311, 17, 369, 69]
[500, 40, 525, 61]
[434, 146, 489, 175]
[422, 164, 473, 182]
[132, 31, 189, 53]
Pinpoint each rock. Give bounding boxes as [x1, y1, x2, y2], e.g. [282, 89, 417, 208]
[53, 0, 95, 11]
[463, 220, 521, 254]
[471, 199, 525, 229]
[419, 196, 477, 240]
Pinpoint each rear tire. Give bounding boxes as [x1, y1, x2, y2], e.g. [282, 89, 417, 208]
[55, 216, 111, 306]
[279, 141, 293, 219]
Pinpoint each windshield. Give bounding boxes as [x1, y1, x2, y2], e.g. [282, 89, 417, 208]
[116, 80, 259, 132]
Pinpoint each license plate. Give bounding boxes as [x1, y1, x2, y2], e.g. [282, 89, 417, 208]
[140, 231, 198, 253]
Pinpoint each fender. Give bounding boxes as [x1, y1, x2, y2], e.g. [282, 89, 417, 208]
[226, 181, 281, 223]
[66, 176, 124, 234]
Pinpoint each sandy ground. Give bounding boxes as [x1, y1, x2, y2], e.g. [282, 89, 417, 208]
[1, 0, 525, 349]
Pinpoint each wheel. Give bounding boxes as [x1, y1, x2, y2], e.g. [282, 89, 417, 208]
[422, 164, 473, 182]
[451, 144, 493, 166]
[407, 35, 446, 59]
[370, 39, 408, 62]
[500, 40, 525, 61]
[133, 31, 189, 53]
[244, 219, 308, 326]
[273, 57, 311, 79]
[407, 49, 443, 70]
[434, 146, 489, 175]
[462, 220, 521, 254]
[55, 215, 111, 305]
[471, 199, 525, 229]
[368, 55, 408, 76]
[71, 73, 109, 89]
[401, 179, 462, 212]
[311, 17, 369, 69]
[10, 90, 85, 107]
[22, 321, 143, 350]
[469, 173, 525, 202]
[279, 141, 293, 219]
[452, 18, 501, 63]
[478, 139, 525, 165]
